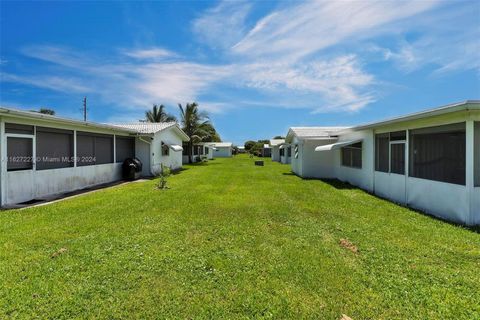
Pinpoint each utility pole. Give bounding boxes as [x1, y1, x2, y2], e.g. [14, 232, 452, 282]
[82, 96, 87, 121]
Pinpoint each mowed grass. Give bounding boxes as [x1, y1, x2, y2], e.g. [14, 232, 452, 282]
[1, 156, 479, 319]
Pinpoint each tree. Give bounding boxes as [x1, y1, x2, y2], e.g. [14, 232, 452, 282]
[38, 108, 55, 115]
[244, 140, 256, 151]
[201, 123, 221, 142]
[179, 102, 211, 163]
[273, 136, 285, 139]
[145, 104, 176, 122]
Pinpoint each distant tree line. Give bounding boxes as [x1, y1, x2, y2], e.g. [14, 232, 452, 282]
[244, 139, 270, 156]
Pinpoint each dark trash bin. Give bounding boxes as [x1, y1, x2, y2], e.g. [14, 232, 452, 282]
[123, 158, 143, 180]
[255, 160, 264, 166]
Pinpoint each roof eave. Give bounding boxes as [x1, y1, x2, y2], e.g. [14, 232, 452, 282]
[0, 108, 137, 133]
[350, 100, 480, 131]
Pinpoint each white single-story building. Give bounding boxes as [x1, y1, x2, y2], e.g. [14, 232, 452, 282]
[182, 142, 218, 163]
[209, 142, 233, 158]
[113, 122, 189, 175]
[286, 100, 480, 226]
[0, 108, 189, 207]
[286, 127, 349, 178]
[269, 139, 285, 162]
[261, 144, 271, 157]
[280, 143, 291, 164]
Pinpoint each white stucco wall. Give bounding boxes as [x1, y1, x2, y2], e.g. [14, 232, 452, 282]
[6, 164, 122, 204]
[333, 130, 375, 191]
[374, 171, 406, 204]
[151, 128, 184, 174]
[271, 146, 280, 162]
[406, 177, 469, 224]
[301, 139, 337, 179]
[473, 188, 480, 225]
[214, 147, 232, 158]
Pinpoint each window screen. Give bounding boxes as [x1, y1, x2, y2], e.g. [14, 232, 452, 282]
[287, 146, 291, 157]
[7, 137, 33, 171]
[5, 123, 34, 135]
[182, 143, 189, 156]
[390, 131, 406, 141]
[409, 123, 465, 185]
[36, 127, 74, 170]
[390, 143, 405, 174]
[77, 132, 113, 166]
[375, 133, 389, 172]
[193, 145, 199, 155]
[280, 147, 285, 156]
[475, 122, 480, 187]
[341, 142, 362, 168]
[95, 135, 113, 164]
[116, 136, 135, 163]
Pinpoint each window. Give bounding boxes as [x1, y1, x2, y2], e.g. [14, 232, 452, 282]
[7, 137, 33, 171]
[294, 145, 299, 159]
[375, 131, 406, 175]
[280, 147, 285, 157]
[77, 132, 113, 166]
[36, 127, 74, 170]
[375, 133, 389, 172]
[5, 123, 34, 134]
[162, 142, 170, 156]
[287, 146, 291, 157]
[390, 143, 405, 174]
[409, 123, 465, 185]
[475, 122, 480, 187]
[116, 136, 135, 163]
[341, 142, 362, 168]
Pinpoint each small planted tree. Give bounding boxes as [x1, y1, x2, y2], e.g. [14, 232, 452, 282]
[156, 164, 171, 190]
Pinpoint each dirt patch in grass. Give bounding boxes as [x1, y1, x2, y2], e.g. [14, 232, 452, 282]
[339, 239, 358, 254]
[51, 247, 68, 258]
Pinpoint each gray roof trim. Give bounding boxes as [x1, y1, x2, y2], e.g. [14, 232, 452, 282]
[0, 107, 136, 133]
[347, 100, 480, 132]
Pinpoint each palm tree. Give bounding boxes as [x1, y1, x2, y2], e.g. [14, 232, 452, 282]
[201, 123, 221, 142]
[145, 104, 176, 122]
[179, 102, 211, 163]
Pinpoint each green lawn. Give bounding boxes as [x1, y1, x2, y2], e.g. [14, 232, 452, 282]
[1, 155, 479, 319]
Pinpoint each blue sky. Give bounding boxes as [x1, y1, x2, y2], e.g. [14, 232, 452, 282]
[1, 1, 479, 144]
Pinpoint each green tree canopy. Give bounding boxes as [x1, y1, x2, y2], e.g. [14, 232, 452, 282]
[179, 102, 212, 163]
[38, 108, 55, 115]
[145, 104, 176, 122]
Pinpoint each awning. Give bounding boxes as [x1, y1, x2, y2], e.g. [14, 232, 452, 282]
[169, 144, 183, 152]
[279, 145, 285, 149]
[315, 139, 362, 152]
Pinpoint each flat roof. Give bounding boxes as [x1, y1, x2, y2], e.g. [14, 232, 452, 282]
[0, 107, 136, 133]
[349, 100, 480, 131]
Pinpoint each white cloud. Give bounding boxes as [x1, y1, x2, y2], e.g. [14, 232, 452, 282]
[192, 0, 252, 50]
[1, 72, 90, 93]
[123, 48, 177, 60]
[232, 1, 439, 62]
[10, 45, 231, 113]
